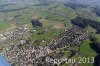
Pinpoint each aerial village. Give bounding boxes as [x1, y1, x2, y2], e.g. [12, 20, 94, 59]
[0, 0, 100, 66]
[0, 19, 92, 66]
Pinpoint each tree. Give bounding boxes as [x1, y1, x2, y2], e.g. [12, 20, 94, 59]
[31, 19, 42, 27]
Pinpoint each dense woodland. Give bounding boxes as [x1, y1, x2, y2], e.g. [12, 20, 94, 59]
[71, 17, 100, 33]
[64, 2, 87, 10]
[93, 7, 100, 17]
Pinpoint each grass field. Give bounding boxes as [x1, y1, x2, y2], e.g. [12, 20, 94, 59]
[73, 40, 96, 66]
[0, 21, 11, 32]
[60, 40, 96, 66]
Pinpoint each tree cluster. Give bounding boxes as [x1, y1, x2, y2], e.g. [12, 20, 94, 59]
[31, 19, 42, 27]
[71, 17, 100, 33]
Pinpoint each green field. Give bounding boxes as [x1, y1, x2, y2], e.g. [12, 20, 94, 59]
[0, 21, 11, 32]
